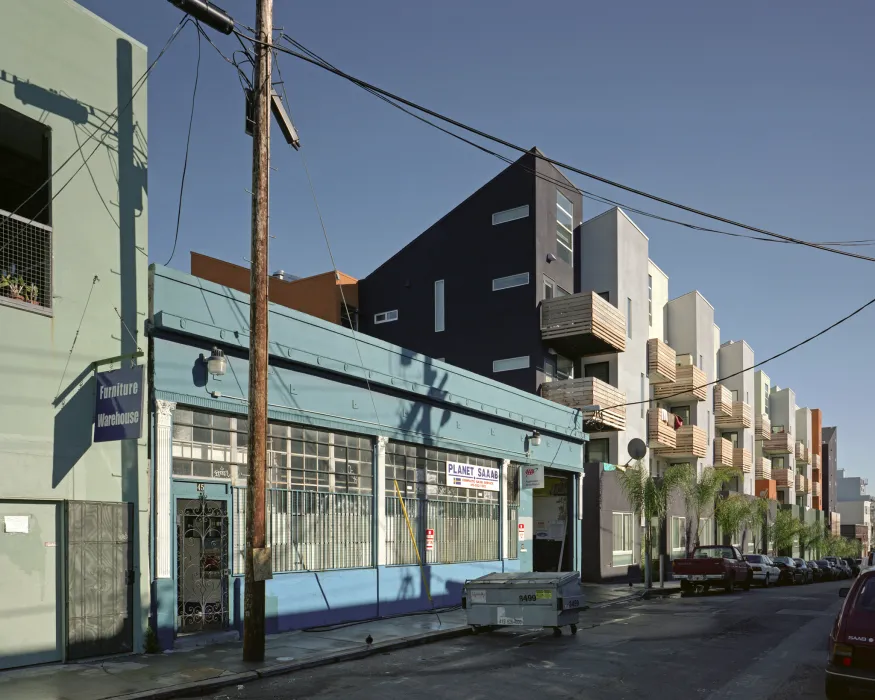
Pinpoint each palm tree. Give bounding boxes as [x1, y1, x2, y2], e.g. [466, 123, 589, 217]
[749, 495, 771, 554]
[715, 493, 759, 552]
[616, 460, 687, 588]
[770, 509, 800, 556]
[678, 465, 739, 556]
[798, 522, 827, 559]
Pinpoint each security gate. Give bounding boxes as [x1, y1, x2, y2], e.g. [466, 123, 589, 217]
[66, 501, 134, 660]
[176, 497, 229, 633]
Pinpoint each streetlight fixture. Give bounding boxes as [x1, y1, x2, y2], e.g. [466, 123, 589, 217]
[206, 347, 227, 377]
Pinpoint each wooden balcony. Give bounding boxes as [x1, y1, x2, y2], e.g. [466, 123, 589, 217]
[541, 292, 626, 356]
[647, 338, 677, 384]
[763, 432, 794, 455]
[774, 469, 794, 488]
[796, 474, 807, 492]
[812, 453, 821, 471]
[713, 437, 734, 467]
[734, 448, 753, 474]
[648, 409, 677, 449]
[756, 456, 772, 480]
[812, 467, 822, 483]
[755, 414, 771, 441]
[795, 442, 810, 464]
[714, 385, 732, 417]
[652, 425, 707, 459]
[652, 364, 707, 403]
[714, 401, 752, 430]
[812, 481, 822, 497]
[541, 377, 626, 431]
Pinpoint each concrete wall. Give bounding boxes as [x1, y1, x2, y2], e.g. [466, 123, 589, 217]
[0, 0, 150, 663]
[838, 471, 868, 501]
[648, 260, 669, 343]
[717, 341, 755, 494]
[837, 500, 870, 527]
[770, 388, 797, 503]
[796, 407, 812, 508]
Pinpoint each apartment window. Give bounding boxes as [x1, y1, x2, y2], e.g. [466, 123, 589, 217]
[699, 354, 704, 370]
[725, 432, 739, 448]
[597, 291, 610, 302]
[493, 272, 530, 291]
[543, 276, 569, 300]
[674, 405, 691, 426]
[1, 104, 53, 312]
[493, 356, 530, 373]
[626, 298, 633, 338]
[671, 516, 687, 557]
[612, 512, 634, 566]
[434, 280, 445, 332]
[773, 424, 785, 434]
[640, 373, 645, 419]
[374, 309, 398, 324]
[648, 275, 653, 327]
[731, 389, 739, 401]
[545, 353, 574, 382]
[556, 191, 574, 265]
[584, 361, 609, 383]
[586, 438, 609, 464]
[492, 205, 529, 226]
[773, 456, 785, 469]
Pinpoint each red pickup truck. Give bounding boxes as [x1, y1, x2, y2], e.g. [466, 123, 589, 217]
[673, 545, 752, 594]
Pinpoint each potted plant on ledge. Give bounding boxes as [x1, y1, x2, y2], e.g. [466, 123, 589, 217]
[0, 274, 26, 302]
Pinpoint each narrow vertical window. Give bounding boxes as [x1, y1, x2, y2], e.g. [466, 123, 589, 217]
[640, 373, 645, 419]
[556, 191, 574, 265]
[434, 280, 445, 332]
[648, 275, 653, 327]
[627, 298, 632, 338]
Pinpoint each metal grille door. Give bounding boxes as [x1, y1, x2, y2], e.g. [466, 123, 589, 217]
[66, 501, 134, 660]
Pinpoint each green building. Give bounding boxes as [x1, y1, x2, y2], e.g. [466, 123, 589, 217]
[0, 0, 150, 668]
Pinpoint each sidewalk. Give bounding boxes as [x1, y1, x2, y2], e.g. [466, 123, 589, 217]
[0, 583, 669, 700]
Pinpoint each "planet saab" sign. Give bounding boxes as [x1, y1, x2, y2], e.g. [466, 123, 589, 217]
[446, 461, 500, 492]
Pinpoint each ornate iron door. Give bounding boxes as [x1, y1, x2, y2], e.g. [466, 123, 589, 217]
[176, 497, 229, 633]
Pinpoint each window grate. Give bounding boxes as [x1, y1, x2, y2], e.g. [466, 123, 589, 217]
[0, 209, 52, 313]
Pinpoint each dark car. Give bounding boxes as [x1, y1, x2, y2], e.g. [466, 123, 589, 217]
[826, 556, 850, 580]
[826, 571, 875, 698]
[794, 558, 815, 584]
[809, 561, 827, 582]
[844, 557, 861, 577]
[773, 556, 805, 585]
[818, 560, 840, 581]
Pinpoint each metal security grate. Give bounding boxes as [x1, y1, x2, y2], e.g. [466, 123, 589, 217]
[0, 209, 52, 312]
[507, 504, 519, 560]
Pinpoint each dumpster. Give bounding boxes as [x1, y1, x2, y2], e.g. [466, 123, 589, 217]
[462, 571, 584, 636]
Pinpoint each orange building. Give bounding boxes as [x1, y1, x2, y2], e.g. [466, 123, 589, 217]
[811, 409, 823, 510]
[190, 252, 359, 328]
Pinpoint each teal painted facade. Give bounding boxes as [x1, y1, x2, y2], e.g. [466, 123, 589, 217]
[0, 0, 150, 668]
[149, 265, 586, 643]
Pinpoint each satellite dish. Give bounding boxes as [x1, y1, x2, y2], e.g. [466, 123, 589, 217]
[628, 438, 647, 460]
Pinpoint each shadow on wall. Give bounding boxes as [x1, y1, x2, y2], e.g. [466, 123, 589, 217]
[52, 375, 95, 487]
[397, 352, 452, 440]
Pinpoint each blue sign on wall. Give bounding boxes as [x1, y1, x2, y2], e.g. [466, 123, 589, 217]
[94, 366, 144, 442]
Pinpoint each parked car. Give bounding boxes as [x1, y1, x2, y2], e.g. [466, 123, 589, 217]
[844, 557, 861, 577]
[861, 552, 875, 575]
[743, 554, 780, 587]
[793, 558, 815, 584]
[808, 561, 827, 582]
[825, 570, 875, 698]
[673, 545, 753, 594]
[826, 556, 851, 580]
[817, 560, 840, 581]
[773, 556, 805, 585]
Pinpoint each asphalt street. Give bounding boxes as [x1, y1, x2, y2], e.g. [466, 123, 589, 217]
[193, 580, 847, 700]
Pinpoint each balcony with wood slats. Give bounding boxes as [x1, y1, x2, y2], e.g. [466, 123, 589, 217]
[763, 432, 794, 455]
[541, 291, 626, 357]
[541, 376, 626, 431]
[795, 442, 810, 464]
[812, 453, 821, 471]
[813, 467, 822, 483]
[755, 413, 771, 441]
[648, 409, 677, 449]
[714, 385, 732, 417]
[734, 448, 753, 474]
[714, 401, 753, 430]
[812, 481, 822, 497]
[713, 437, 733, 467]
[652, 425, 707, 459]
[647, 338, 677, 384]
[652, 364, 707, 403]
[796, 474, 807, 492]
[756, 456, 772, 480]
[774, 469, 794, 488]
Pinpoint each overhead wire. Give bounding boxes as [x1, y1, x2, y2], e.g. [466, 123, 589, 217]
[239, 30, 875, 264]
[165, 21, 203, 266]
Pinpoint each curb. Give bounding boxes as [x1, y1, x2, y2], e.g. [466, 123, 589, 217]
[103, 626, 473, 700]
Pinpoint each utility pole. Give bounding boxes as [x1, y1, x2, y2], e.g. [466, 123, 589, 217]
[243, 0, 272, 663]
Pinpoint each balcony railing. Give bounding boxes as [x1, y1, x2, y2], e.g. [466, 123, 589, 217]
[652, 364, 707, 402]
[813, 467, 822, 483]
[812, 453, 821, 471]
[795, 442, 810, 464]
[713, 437, 733, 467]
[812, 481, 822, 497]
[774, 469, 794, 488]
[796, 474, 807, 492]
[647, 338, 676, 384]
[763, 432, 794, 455]
[714, 385, 732, 417]
[714, 401, 752, 430]
[647, 409, 677, 449]
[734, 448, 752, 474]
[541, 376, 626, 431]
[652, 425, 707, 459]
[755, 414, 771, 441]
[541, 292, 626, 356]
[756, 456, 772, 480]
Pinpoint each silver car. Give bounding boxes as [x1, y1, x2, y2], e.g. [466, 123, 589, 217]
[743, 554, 780, 587]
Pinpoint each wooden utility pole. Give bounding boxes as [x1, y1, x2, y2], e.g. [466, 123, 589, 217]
[243, 0, 272, 663]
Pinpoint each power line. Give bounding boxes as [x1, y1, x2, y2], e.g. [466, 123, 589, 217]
[242, 30, 875, 264]
[165, 22, 202, 266]
[4, 17, 191, 230]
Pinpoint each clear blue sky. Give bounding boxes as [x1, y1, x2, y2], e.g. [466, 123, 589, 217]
[80, 0, 874, 485]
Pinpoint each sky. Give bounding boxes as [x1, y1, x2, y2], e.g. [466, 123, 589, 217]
[77, 0, 875, 485]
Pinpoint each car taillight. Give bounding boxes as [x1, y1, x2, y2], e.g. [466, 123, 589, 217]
[833, 643, 854, 667]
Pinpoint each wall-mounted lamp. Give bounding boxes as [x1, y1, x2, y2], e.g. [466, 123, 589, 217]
[530, 430, 542, 447]
[207, 347, 227, 377]
[546, 253, 557, 263]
